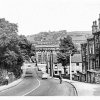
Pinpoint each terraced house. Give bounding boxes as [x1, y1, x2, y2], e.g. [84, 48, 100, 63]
[81, 14, 100, 83]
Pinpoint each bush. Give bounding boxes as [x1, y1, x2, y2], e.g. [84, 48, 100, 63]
[0, 77, 8, 86]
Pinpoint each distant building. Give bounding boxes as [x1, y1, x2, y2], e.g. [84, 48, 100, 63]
[35, 44, 59, 76]
[35, 44, 59, 64]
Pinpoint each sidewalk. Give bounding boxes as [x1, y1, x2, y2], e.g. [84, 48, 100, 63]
[61, 78, 100, 96]
[0, 78, 23, 92]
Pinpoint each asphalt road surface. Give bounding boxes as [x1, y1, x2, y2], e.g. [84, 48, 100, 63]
[0, 69, 77, 96]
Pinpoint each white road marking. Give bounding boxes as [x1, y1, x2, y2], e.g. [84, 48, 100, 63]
[23, 78, 40, 96]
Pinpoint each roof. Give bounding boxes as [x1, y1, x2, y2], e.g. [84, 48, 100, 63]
[72, 36, 86, 41]
[81, 40, 87, 45]
[87, 69, 100, 74]
[35, 44, 59, 48]
[87, 35, 94, 40]
[71, 54, 82, 63]
[53, 54, 57, 63]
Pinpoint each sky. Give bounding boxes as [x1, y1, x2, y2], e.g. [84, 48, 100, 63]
[0, 0, 100, 36]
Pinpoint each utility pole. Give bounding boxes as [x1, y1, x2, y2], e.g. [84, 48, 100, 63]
[69, 53, 72, 80]
[69, 51, 72, 80]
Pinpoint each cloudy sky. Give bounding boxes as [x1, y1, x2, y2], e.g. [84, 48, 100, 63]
[0, 0, 100, 36]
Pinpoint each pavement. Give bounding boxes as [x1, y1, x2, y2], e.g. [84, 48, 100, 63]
[0, 78, 23, 92]
[0, 63, 37, 95]
[54, 78, 100, 96]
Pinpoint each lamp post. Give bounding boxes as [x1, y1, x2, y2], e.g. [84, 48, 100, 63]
[69, 51, 72, 80]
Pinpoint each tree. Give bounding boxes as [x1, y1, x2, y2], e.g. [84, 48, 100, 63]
[0, 18, 23, 78]
[57, 35, 77, 74]
[0, 18, 36, 78]
[18, 35, 36, 62]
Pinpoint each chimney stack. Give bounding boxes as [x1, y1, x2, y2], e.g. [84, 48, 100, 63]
[98, 14, 100, 29]
[92, 21, 95, 33]
[94, 20, 98, 32]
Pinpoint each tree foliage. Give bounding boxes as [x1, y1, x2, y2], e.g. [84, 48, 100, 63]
[0, 18, 35, 78]
[57, 35, 77, 74]
[18, 35, 35, 61]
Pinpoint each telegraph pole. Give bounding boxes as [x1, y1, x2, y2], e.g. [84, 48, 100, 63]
[69, 53, 72, 80]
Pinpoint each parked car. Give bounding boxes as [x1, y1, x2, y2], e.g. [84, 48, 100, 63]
[42, 73, 49, 79]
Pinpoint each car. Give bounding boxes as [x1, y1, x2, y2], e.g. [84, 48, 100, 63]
[24, 71, 33, 77]
[23, 64, 34, 77]
[42, 73, 49, 79]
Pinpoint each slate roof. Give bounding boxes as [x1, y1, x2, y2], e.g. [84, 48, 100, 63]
[71, 54, 82, 63]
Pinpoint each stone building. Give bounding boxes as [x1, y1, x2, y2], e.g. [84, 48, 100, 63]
[81, 14, 100, 83]
[35, 44, 59, 64]
[35, 44, 59, 76]
[87, 35, 95, 83]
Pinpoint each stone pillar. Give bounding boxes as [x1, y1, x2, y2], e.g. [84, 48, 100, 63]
[50, 50, 53, 77]
[46, 51, 49, 74]
[41, 51, 43, 64]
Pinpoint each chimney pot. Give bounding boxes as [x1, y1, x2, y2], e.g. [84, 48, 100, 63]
[94, 20, 97, 25]
[98, 14, 100, 29]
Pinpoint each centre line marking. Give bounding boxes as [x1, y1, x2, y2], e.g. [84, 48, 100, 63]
[23, 78, 40, 96]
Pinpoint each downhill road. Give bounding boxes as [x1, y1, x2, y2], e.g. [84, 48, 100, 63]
[0, 68, 77, 96]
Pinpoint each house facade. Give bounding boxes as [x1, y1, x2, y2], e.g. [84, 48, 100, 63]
[65, 54, 82, 81]
[53, 63, 64, 76]
[81, 14, 100, 84]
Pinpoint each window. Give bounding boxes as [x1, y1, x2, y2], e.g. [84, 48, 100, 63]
[76, 63, 79, 66]
[38, 54, 42, 63]
[59, 71, 61, 74]
[72, 71, 74, 73]
[91, 48, 93, 54]
[55, 71, 57, 74]
[96, 60, 99, 67]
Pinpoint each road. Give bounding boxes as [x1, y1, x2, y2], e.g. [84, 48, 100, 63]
[0, 68, 77, 96]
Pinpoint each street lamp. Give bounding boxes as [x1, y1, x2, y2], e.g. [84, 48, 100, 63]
[69, 51, 72, 80]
